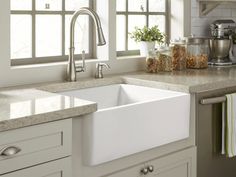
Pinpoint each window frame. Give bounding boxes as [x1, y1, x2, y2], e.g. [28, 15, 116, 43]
[10, 0, 95, 66]
[116, 0, 170, 57]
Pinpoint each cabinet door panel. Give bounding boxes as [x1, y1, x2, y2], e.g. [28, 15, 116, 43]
[154, 163, 188, 177]
[106, 147, 196, 177]
[106, 164, 143, 177]
[0, 119, 72, 174]
[2, 158, 71, 177]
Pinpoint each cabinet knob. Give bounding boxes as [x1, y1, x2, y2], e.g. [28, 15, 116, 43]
[140, 167, 149, 175]
[148, 165, 154, 173]
[0, 146, 21, 157]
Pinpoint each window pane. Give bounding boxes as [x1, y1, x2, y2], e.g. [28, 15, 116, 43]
[36, 0, 62, 11]
[11, 0, 32, 10]
[65, 15, 89, 55]
[11, 15, 32, 59]
[36, 15, 62, 57]
[128, 0, 146, 12]
[149, 15, 165, 33]
[149, 0, 166, 12]
[116, 15, 126, 51]
[128, 15, 146, 50]
[65, 0, 89, 11]
[117, 0, 126, 11]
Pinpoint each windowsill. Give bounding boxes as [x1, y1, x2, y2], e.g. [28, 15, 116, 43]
[10, 55, 145, 70]
[117, 55, 145, 60]
[11, 58, 108, 70]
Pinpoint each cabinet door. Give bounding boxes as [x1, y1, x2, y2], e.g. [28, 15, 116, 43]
[0, 119, 72, 174]
[197, 98, 236, 177]
[2, 158, 71, 177]
[149, 147, 195, 177]
[106, 147, 196, 177]
[105, 164, 144, 177]
[150, 160, 189, 177]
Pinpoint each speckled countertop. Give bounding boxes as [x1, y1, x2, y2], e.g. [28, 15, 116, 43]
[0, 89, 97, 132]
[1, 66, 236, 132]
[37, 66, 236, 94]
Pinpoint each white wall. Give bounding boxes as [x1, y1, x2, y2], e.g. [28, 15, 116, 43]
[191, 0, 236, 36]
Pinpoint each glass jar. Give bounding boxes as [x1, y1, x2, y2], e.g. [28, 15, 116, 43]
[170, 40, 187, 71]
[186, 37, 209, 69]
[158, 50, 172, 72]
[146, 50, 159, 73]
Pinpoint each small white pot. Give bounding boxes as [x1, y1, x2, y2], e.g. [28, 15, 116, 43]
[139, 41, 155, 57]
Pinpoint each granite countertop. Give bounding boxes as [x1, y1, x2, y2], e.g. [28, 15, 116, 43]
[37, 66, 236, 94]
[1, 65, 236, 132]
[0, 89, 97, 132]
[122, 66, 236, 93]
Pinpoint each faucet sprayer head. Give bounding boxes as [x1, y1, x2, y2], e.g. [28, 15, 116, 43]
[97, 27, 106, 46]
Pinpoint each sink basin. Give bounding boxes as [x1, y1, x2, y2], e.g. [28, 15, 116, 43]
[59, 84, 190, 166]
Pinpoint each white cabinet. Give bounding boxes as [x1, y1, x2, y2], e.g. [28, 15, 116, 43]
[149, 159, 189, 177]
[1, 158, 71, 177]
[0, 119, 72, 175]
[197, 0, 236, 16]
[105, 147, 196, 177]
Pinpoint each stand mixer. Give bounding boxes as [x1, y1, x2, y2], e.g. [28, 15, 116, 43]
[209, 19, 236, 66]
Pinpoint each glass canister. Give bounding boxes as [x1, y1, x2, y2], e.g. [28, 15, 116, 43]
[186, 37, 209, 69]
[146, 50, 159, 73]
[170, 40, 187, 71]
[158, 50, 172, 72]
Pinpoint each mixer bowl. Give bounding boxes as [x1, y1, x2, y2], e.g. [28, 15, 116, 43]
[209, 39, 231, 60]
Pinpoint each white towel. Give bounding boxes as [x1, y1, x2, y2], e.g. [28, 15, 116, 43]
[222, 102, 226, 155]
[225, 93, 236, 157]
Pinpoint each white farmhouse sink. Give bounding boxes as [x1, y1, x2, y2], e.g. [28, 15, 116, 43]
[59, 84, 190, 166]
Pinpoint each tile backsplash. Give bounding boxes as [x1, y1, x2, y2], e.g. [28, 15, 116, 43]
[191, 0, 236, 37]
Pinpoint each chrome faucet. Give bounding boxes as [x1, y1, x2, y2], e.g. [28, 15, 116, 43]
[95, 63, 110, 79]
[67, 7, 106, 82]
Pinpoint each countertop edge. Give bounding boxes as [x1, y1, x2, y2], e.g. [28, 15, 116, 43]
[0, 103, 97, 132]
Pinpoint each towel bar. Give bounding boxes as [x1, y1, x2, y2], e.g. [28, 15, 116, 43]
[200, 96, 226, 105]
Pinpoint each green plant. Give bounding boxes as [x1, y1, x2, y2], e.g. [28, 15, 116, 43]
[129, 26, 165, 43]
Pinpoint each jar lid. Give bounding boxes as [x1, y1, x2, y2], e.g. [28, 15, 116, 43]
[159, 51, 171, 57]
[186, 37, 209, 44]
[170, 38, 186, 45]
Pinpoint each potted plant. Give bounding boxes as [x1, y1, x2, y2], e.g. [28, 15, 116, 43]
[129, 26, 165, 56]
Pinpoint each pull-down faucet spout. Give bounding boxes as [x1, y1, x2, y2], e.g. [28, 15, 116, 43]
[67, 7, 106, 82]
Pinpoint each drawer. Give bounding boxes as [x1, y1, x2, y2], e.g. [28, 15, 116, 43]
[151, 158, 191, 177]
[106, 147, 196, 177]
[148, 147, 196, 177]
[0, 119, 72, 174]
[1, 157, 71, 177]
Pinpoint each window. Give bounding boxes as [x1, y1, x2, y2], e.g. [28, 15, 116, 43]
[10, 0, 93, 65]
[116, 0, 169, 56]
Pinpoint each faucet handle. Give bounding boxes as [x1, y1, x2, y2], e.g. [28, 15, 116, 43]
[75, 50, 86, 73]
[82, 50, 86, 71]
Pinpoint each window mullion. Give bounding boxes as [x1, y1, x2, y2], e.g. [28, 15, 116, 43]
[146, 0, 149, 27]
[62, 0, 65, 56]
[117, 12, 166, 15]
[166, 0, 170, 44]
[32, 0, 36, 59]
[125, 0, 128, 52]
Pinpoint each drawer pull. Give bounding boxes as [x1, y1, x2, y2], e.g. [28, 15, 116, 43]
[0, 146, 21, 157]
[140, 167, 149, 175]
[148, 165, 154, 173]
